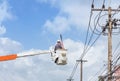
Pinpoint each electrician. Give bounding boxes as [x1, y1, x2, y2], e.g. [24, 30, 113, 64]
[54, 40, 64, 53]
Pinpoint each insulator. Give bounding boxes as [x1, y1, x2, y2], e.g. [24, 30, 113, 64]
[119, 5, 120, 8]
[102, 4, 105, 9]
[114, 23, 117, 26]
[91, 4, 94, 8]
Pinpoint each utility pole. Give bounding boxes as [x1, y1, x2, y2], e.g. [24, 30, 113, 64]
[76, 59, 87, 81]
[92, 7, 120, 81]
[108, 7, 112, 81]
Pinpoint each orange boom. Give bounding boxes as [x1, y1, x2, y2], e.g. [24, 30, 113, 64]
[0, 54, 17, 61]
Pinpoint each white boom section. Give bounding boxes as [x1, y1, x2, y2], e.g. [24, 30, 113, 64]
[17, 50, 52, 58]
[0, 49, 67, 65]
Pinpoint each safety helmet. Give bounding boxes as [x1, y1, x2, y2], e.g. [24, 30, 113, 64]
[57, 40, 60, 43]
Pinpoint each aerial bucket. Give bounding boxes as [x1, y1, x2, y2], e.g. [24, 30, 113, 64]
[52, 49, 67, 65]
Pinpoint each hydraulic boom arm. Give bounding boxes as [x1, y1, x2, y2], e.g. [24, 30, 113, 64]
[0, 50, 52, 61]
[0, 49, 67, 65]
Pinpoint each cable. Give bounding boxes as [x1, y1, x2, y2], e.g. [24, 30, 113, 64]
[92, 0, 106, 35]
[113, 40, 120, 55]
[83, 11, 93, 56]
[86, 1, 120, 81]
[90, 12, 102, 35]
[112, 6, 120, 18]
[90, 0, 106, 35]
[91, 0, 94, 9]
[111, 6, 120, 35]
[93, 11, 103, 34]
[112, 51, 120, 66]
[108, 0, 111, 7]
[88, 65, 107, 81]
[68, 5, 95, 80]
[98, 13, 108, 27]
[92, 0, 94, 4]
[68, 32, 102, 80]
[69, 62, 79, 79]
[68, 10, 94, 80]
[86, 0, 105, 50]
[112, 39, 120, 67]
[80, 32, 102, 59]
[68, 0, 106, 80]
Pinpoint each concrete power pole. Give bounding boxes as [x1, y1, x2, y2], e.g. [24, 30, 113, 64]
[92, 7, 120, 81]
[76, 59, 87, 81]
[108, 7, 112, 81]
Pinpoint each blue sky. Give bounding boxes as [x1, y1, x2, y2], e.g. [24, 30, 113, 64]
[2, 0, 89, 50]
[0, 0, 120, 81]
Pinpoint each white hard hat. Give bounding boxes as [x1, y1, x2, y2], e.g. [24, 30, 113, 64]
[57, 40, 60, 43]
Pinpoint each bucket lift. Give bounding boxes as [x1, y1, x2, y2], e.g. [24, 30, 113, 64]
[0, 49, 67, 65]
[52, 34, 67, 65]
[0, 35, 67, 65]
[51, 49, 67, 65]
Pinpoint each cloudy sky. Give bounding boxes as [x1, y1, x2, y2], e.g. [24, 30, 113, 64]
[0, 0, 120, 81]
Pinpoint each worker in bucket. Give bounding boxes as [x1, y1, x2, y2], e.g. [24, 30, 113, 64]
[54, 40, 64, 53]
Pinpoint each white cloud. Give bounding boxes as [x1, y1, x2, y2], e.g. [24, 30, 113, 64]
[44, 16, 70, 33]
[0, 37, 23, 81]
[42, 0, 120, 34]
[1, 0, 119, 81]
[0, 37, 108, 81]
[64, 38, 107, 66]
[0, 25, 6, 35]
[64, 38, 108, 81]
[0, 37, 23, 55]
[0, 0, 13, 23]
[43, 0, 90, 33]
[0, 0, 14, 35]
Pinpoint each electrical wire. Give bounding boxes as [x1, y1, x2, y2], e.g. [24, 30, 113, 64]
[111, 6, 120, 35]
[82, 0, 105, 59]
[68, 33, 102, 80]
[90, 0, 106, 35]
[112, 37, 120, 67]
[113, 40, 120, 56]
[80, 32, 102, 59]
[93, 54, 120, 81]
[85, 8, 104, 58]
[88, 64, 107, 81]
[68, 11, 94, 78]
[112, 50, 120, 67]
[68, 0, 107, 80]
[68, 7, 95, 80]
[86, 1, 120, 81]
[112, 6, 120, 18]
[98, 13, 108, 27]
[83, 11, 93, 55]
[108, 0, 111, 7]
[68, 10, 94, 80]
[93, 11, 103, 34]
[92, 0, 94, 4]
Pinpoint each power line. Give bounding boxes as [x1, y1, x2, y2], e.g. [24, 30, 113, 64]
[88, 65, 107, 81]
[90, 0, 106, 35]
[68, 0, 102, 80]
[67, 0, 112, 81]
[108, 0, 111, 7]
[68, 18, 102, 81]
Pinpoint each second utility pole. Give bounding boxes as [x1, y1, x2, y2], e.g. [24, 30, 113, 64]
[77, 59, 87, 81]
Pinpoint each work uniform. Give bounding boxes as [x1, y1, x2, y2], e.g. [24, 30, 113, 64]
[54, 41, 63, 53]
